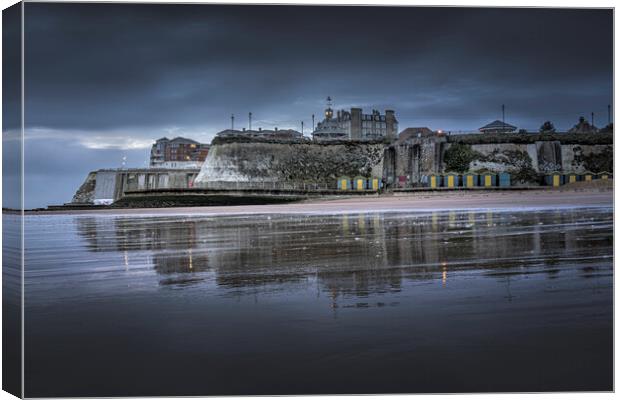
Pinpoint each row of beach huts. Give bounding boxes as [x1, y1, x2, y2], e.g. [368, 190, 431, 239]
[336, 171, 612, 191]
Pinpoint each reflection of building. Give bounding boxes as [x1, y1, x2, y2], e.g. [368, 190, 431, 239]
[75, 209, 590, 293]
[312, 97, 398, 141]
[150, 137, 210, 168]
[479, 120, 517, 133]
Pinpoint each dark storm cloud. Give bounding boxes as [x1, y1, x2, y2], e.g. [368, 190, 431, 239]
[3, 2, 21, 132]
[25, 4, 613, 133]
[3, 3, 22, 209]
[14, 4, 614, 207]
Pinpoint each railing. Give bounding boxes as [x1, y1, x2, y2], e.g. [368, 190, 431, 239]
[194, 180, 338, 191]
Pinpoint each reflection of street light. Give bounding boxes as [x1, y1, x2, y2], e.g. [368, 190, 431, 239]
[442, 262, 447, 286]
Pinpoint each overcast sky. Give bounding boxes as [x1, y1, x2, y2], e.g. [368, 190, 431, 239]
[5, 3, 614, 208]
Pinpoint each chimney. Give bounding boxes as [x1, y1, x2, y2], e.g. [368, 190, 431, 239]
[350, 108, 362, 140]
[385, 110, 397, 141]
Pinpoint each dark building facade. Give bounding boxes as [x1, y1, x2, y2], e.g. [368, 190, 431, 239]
[312, 97, 398, 141]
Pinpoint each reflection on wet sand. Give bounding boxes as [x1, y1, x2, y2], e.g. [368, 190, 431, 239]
[25, 208, 613, 396]
[75, 208, 613, 300]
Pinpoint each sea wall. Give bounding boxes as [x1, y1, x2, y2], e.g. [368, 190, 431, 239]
[195, 137, 385, 185]
[71, 168, 200, 205]
[69, 133, 613, 204]
[194, 134, 612, 189]
[385, 135, 444, 185]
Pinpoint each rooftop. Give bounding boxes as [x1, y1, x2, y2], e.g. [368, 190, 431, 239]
[155, 136, 203, 145]
[479, 120, 517, 132]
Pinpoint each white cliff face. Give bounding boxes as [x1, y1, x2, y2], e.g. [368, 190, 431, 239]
[194, 140, 386, 185]
[195, 144, 254, 183]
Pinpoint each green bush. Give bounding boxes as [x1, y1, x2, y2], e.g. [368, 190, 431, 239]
[574, 146, 613, 173]
[444, 144, 480, 173]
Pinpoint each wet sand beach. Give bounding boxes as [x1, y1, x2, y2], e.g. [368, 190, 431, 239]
[20, 199, 613, 395]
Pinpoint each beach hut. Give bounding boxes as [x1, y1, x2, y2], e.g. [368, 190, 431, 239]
[463, 173, 477, 188]
[546, 172, 562, 187]
[582, 171, 594, 182]
[367, 177, 381, 191]
[565, 173, 578, 184]
[428, 174, 440, 189]
[482, 173, 496, 187]
[498, 172, 511, 188]
[597, 171, 611, 180]
[443, 173, 458, 188]
[354, 176, 367, 191]
[337, 176, 351, 190]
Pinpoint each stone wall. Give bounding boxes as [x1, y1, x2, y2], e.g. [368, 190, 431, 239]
[195, 139, 385, 185]
[561, 144, 613, 173]
[387, 133, 612, 186]
[385, 136, 445, 185]
[442, 142, 613, 175]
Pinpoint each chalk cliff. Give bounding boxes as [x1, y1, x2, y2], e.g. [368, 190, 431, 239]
[195, 137, 386, 184]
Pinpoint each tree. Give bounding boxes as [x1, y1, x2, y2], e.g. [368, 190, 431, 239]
[539, 121, 556, 133]
[444, 144, 478, 173]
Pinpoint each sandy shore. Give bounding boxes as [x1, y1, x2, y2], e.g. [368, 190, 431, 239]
[28, 186, 613, 216]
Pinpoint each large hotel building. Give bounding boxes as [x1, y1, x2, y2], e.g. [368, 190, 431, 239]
[312, 97, 398, 141]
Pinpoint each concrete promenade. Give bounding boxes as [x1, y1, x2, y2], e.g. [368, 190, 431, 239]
[33, 183, 613, 215]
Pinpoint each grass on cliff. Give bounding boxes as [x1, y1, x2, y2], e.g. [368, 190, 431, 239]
[447, 132, 613, 145]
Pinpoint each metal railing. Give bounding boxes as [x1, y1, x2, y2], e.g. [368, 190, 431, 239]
[194, 180, 338, 191]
